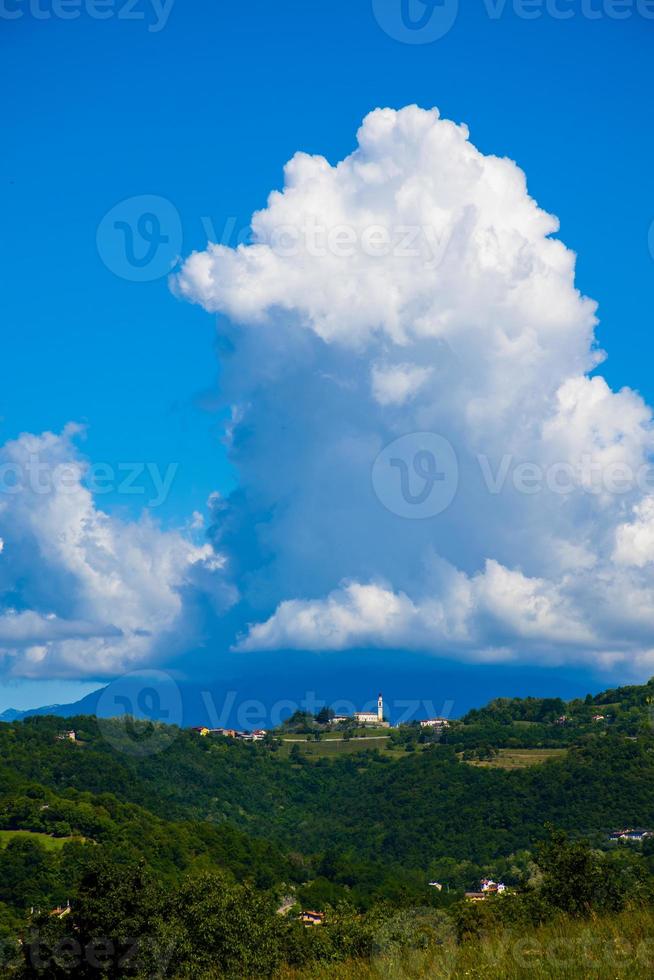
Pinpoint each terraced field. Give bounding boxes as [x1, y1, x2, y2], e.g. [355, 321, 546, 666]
[463, 747, 567, 769]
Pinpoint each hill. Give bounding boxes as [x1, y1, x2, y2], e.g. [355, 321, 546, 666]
[2, 676, 654, 975]
[2, 687, 654, 874]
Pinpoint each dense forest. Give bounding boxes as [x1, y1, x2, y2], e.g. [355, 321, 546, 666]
[1, 677, 654, 975]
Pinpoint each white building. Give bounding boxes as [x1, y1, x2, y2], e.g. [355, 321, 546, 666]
[355, 693, 388, 726]
[610, 828, 653, 842]
[480, 878, 507, 894]
[333, 693, 389, 727]
[354, 711, 379, 725]
[420, 718, 450, 729]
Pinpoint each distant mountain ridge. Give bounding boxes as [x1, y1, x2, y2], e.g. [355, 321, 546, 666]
[0, 658, 617, 729]
[0, 688, 107, 723]
[0, 707, 24, 722]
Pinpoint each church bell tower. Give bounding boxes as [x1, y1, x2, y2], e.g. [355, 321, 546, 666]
[377, 692, 383, 723]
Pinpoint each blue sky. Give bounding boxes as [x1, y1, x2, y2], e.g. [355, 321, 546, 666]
[1, 1, 654, 713]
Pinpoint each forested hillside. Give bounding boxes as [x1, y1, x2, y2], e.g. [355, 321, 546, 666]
[3, 710, 654, 869]
[1, 680, 654, 975]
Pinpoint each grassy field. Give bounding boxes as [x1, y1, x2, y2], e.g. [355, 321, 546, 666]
[278, 741, 567, 765]
[278, 907, 654, 979]
[0, 829, 77, 851]
[463, 748, 567, 770]
[279, 732, 395, 759]
[282, 727, 391, 740]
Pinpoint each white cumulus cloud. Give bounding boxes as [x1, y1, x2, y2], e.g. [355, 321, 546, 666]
[168, 104, 654, 675]
[0, 426, 232, 677]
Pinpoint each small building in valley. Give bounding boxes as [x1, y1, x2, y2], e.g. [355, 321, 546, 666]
[610, 828, 653, 842]
[50, 901, 71, 918]
[481, 878, 506, 894]
[465, 879, 507, 900]
[300, 910, 325, 926]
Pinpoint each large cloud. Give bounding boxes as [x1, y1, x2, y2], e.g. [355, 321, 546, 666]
[0, 426, 232, 677]
[174, 105, 654, 675]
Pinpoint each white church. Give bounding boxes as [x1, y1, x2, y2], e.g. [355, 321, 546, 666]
[331, 693, 390, 728]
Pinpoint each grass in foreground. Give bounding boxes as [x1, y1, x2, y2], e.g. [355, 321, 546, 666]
[278, 906, 654, 979]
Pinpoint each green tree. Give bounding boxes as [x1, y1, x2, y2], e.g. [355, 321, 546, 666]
[162, 870, 284, 979]
[534, 828, 610, 917]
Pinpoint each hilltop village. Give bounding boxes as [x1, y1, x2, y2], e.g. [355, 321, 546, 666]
[188, 692, 450, 741]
